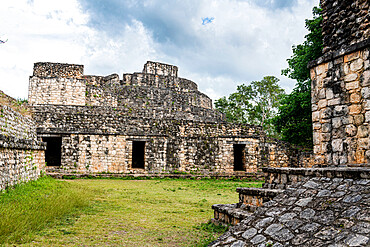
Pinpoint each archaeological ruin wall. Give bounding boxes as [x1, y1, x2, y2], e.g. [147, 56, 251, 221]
[211, 0, 370, 246]
[310, 0, 370, 166]
[28, 61, 311, 176]
[0, 91, 45, 190]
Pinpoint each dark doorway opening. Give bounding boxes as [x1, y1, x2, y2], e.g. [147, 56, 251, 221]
[43, 137, 62, 166]
[233, 144, 246, 171]
[132, 141, 145, 169]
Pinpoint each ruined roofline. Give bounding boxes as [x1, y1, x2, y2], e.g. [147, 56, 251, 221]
[33, 62, 84, 78]
[32, 61, 179, 79]
[143, 61, 178, 77]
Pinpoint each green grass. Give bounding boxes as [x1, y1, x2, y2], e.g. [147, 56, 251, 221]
[0, 176, 95, 244]
[0, 178, 262, 246]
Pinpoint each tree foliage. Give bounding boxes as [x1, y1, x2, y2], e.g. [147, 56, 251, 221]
[215, 76, 285, 136]
[273, 6, 323, 148]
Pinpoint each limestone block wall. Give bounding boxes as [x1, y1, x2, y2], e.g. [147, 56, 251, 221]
[0, 136, 45, 190]
[260, 138, 314, 169]
[321, 0, 369, 54]
[0, 93, 46, 190]
[32, 104, 312, 175]
[143, 61, 178, 77]
[0, 105, 36, 140]
[28, 77, 86, 106]
[310, 45, 370, 166]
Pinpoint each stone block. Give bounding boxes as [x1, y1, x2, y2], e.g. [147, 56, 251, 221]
[346, 81, 359, 90]
[344, 51, 360, 63]
[318, 89, 326, 99]
[333, 105, 348, 117]
[344, 73, 358, 82]
[328, 98, 341, 106]
[332, 117, 342, 129]
[353, 114, 364, 125]
[312, 111, 320, 122]
[350, 92, 361, 104]
[358, 137, 369, 149]
[355, 150, 366, 163]
[342, 116, 353, 125]
[332, 139, 343, 152]
[326, 88, 334, 99]
[322, 123, 332, 133]
[349, 104, 362, 115]
[313, 145, 321, 154]
[350, 58, 364, 72]
[365, 111, 370, 122]
[313, 132, 321, 145]
[361, 87, 370, 99]
[310, 69, 316, 80]
[321, 142, 331, 153]
[321, 108, 333, 119]
[361, 70, 370, 86]
[357, 126, 369, 138]
[344, 63, 350, 74]
[321, 133, 331, 142]
[313, 123, 321, 130]
[315, 63, 328, 75]
[318, 99, 328, 109]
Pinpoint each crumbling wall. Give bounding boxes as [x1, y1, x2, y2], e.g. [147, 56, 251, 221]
[0, 95, 45, 190]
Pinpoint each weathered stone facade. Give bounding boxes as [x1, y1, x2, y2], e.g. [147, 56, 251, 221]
[321, 0, 369, 54]
[28, 61, 312, 176]
[310, 7, 370, 166]
[210, 0, 370, 246]
[0, 92, 45, 190]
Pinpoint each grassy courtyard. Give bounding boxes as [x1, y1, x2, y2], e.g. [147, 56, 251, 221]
[0, 177, 262, 246]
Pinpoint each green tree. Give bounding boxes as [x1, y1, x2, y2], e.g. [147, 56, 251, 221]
[273, 6, 322, 148]
[215, 76, 285, 136]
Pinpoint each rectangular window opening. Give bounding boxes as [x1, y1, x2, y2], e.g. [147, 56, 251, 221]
[132, 141, 145, 169]
[233, 144, 246, 171]
[43, 137, 62, 166]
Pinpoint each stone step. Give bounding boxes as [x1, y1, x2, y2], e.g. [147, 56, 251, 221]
[211, 204, 253, 226]
[211, 188, 283, 226]
[237, 187, 283, 207]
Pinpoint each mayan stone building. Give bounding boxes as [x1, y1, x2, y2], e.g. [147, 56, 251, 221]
[28, 61, 311, 176]
[210, 0, 370, 246]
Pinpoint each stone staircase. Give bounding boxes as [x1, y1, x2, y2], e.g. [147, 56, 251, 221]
[211, 186, 282, 226]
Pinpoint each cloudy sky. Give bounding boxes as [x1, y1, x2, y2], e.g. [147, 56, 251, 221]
[0, 0, 319, 101]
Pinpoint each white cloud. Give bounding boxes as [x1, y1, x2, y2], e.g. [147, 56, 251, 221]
[0, 0, 90, 98]
[0, 0, 319, 101]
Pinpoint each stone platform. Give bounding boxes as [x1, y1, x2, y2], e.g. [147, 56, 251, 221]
[209, 167, 370, 246]
[212, 186, 283, 226]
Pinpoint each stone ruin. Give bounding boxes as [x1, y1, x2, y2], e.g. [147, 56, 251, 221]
[26, 60, 310, 178]
[0, 59, 312, 190]
[210, 0, 370, 246]
[0, 91, 45, 190]
[0, 0, 369, 245]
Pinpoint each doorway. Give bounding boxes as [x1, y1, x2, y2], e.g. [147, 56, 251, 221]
[233, 144, 246, 171]
[132, 141, 145, 169]
[43, 137, 62, 166]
